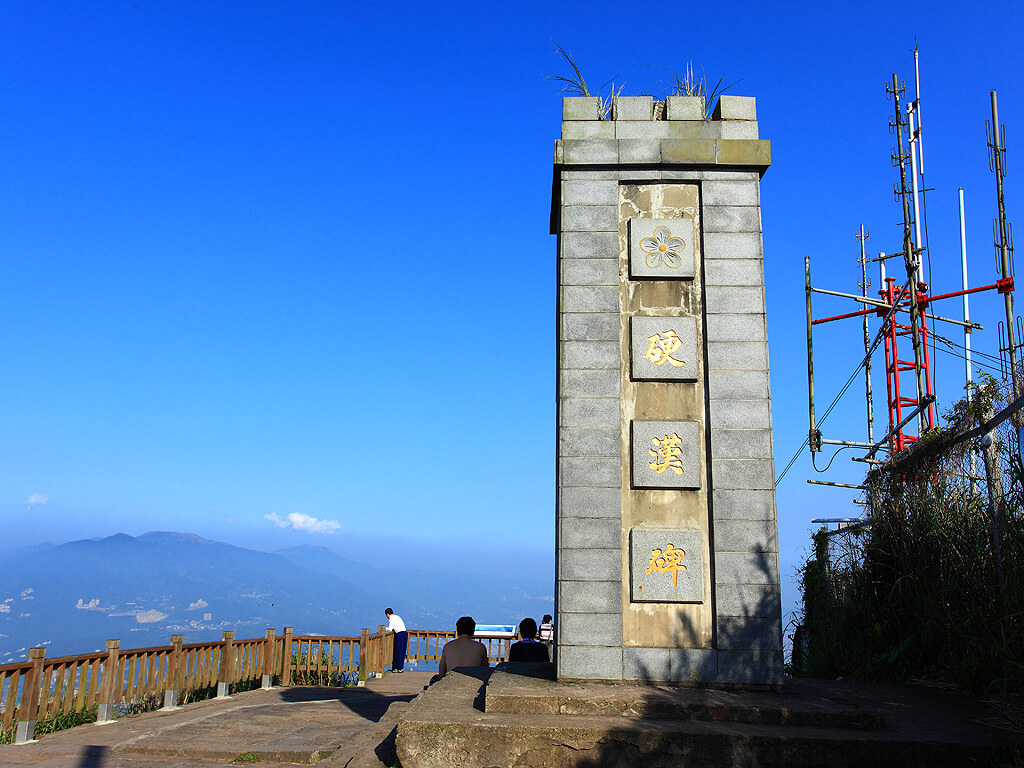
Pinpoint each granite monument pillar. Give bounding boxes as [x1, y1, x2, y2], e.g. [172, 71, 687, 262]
[553, 94, 781, 685]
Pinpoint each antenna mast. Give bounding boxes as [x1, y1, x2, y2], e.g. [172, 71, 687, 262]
[989, 90, 1021, 404]
[888, 73, 932, 436]
[858, 226, 875, 444]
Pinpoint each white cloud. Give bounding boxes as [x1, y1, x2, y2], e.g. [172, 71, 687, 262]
[264, 512, 340, 534]
[186, 599, 208, 611]
[135, 609, 167, 624]
[0, 605, 9, 614]
[76, 598, 101, 610]
[25, 493, 48, 507]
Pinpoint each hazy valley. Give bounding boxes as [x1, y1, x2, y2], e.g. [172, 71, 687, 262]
[0, 532, 554, 663]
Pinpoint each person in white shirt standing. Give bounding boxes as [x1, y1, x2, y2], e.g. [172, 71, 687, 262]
[539, 614, 554, 651]
[384, 608, 408, 673]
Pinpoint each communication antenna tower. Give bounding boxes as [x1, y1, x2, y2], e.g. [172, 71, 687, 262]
[989, 91, 1022, 406]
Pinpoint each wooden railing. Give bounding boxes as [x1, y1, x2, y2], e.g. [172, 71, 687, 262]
[0, 625, 516, 744]
[284, 630, 360, 683]
[357, 628, 515, 678]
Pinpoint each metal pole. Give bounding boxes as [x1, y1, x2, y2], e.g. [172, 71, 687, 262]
[892, 74, 928, 432]
[821, 438, 878, 449]
[992, 90, 1021, 402]
[859, 225, 875, 444]
[909, 108, 924, 284]
[960, 187, 977, 495]
[806, 256, 820, 452]
[914, 41, 924, 174]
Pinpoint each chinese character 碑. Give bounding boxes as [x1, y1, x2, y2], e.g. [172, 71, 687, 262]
[646, 544, 687, 587]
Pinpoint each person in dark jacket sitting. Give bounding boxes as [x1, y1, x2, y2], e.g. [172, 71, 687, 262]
[509, 617, 550, 662]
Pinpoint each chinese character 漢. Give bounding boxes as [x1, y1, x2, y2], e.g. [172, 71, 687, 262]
[644, 330, 686, 367]
[646, 544, 687, 587]
[649, 432, 684, 475]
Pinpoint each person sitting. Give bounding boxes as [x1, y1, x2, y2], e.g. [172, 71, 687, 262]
[435, 616, 489, 680]
[509, 617, 550, 663]
[538, 614, 554, 648]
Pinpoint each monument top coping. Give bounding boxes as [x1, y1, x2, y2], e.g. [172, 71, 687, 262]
[563, 95, 757, 123]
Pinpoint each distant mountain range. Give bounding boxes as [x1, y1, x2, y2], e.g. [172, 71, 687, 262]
[0, 532, 553, 663]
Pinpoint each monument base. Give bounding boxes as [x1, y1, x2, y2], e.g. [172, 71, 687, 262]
[393, 669, 1023, 768]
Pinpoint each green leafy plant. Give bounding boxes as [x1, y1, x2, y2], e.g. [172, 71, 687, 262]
[233, 752, 261, 763]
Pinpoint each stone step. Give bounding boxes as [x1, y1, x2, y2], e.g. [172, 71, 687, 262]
[398, 711, 1010, 768]
[485, 670, 884, 730]
[394, 669, 1024, 768]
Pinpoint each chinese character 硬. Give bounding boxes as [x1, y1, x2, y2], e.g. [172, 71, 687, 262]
[645, 544, 687, 587]
[644, 330, 686, 367]
[648, 432, 684, 475]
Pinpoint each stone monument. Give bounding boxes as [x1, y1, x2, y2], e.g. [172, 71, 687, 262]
[553, 94, 781, 685]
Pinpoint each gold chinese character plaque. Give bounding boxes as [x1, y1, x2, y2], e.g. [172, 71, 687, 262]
[630, 528, 704, 603]
[631, 421, 701, 489]
[630, 316, 699, 381]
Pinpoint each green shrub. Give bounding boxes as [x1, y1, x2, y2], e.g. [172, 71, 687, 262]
[792, 378, 1024, 698]
[289, 652, 357, 687]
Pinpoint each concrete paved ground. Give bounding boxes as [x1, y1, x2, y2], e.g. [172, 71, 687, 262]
[0, 671, 431, 768]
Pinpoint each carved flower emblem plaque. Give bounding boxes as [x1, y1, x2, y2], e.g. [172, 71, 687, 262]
[640, 226, 685, 269]
[628, 218, 696, 279]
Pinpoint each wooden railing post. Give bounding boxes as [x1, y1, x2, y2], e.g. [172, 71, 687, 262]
[163, 635, 184, 709]
[358, 628, 369, 686]
[14, 647, 46, 743]
[216, 631, 234, 698]
[377, 625, 387, 676]
[280, 627, 293, 686]
[262, 629, 275, 689]
[97, 640, 120, 723]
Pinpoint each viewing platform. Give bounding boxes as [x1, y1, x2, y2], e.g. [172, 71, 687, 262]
[0, 670, 430, 767]
[4, 667, 1021, 767]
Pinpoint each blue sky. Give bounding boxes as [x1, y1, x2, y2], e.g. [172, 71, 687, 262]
[2, 1, 1023, 626]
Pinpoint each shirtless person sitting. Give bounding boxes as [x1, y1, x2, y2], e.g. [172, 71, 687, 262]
[434, 616, 489, 681]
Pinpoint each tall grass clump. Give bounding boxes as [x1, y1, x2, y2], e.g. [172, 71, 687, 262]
[791, 376, 1024, 699]
[548, 41, 623, 119]
[660, 63, 739, 120]
[0, 702, 100, 744]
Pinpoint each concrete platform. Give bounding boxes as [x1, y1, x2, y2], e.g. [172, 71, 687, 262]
[396, 668, 1024, 767]
[0, 671, 431, 767]
[5, 669, 1021, 767]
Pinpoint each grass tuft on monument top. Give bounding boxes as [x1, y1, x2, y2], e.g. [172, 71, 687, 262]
[548, 43, 737, 122]
[656, 63, 740, 120]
